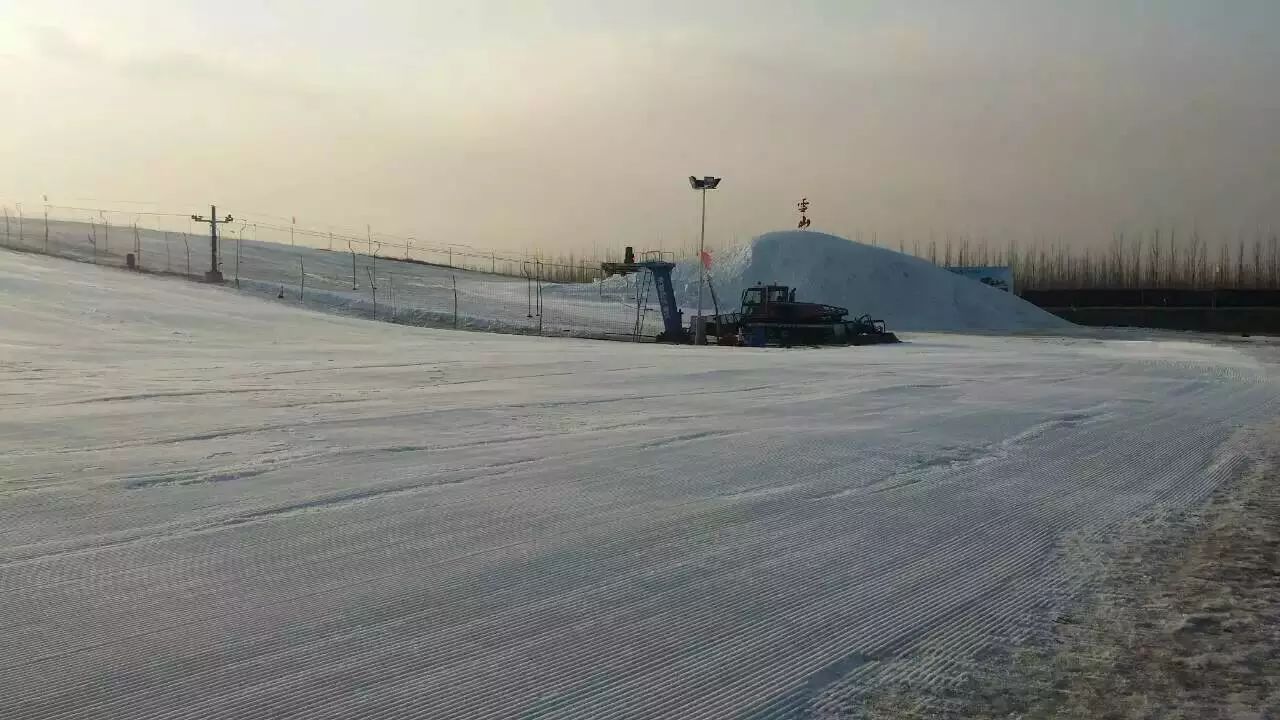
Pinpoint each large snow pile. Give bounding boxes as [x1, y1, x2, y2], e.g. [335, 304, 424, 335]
[670, 231, 1068, 332]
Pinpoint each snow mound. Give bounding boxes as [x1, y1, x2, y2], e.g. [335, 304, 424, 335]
[671, 231, 1068, 332]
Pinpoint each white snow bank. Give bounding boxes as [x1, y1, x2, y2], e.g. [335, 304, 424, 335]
[669, 231, 1069, 332]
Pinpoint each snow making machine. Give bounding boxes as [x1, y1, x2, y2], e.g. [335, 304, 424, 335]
[601, 248, 899, 346]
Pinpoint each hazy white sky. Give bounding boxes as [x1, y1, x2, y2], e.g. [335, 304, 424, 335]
[2, 1, 1278, 253]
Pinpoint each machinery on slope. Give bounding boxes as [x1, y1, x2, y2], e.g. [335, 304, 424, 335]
[601, 248, 899, 346]
[707, 283, 898, 346]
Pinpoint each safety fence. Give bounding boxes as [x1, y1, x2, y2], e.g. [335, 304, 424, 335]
[0, 201, 622, 282]
[0, 210, 666, 342]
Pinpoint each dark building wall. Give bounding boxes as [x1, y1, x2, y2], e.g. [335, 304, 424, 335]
[1021, 288, 1280, 334]
[1021, 288, 1280, 309]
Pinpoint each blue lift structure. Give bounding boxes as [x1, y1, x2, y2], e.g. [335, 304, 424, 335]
[601, 248, 687, 342]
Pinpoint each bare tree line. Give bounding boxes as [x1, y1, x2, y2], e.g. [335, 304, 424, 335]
[905, 230, 1280, 291]
[659, 228, 1280, 291]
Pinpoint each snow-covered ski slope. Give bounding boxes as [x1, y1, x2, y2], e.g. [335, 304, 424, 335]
[2, 251, 1277, 719]
[7, 219, 663, 339]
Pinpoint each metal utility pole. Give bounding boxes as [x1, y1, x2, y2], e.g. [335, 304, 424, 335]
[190, 205, 232, 282]
[688, 175, 722, 344]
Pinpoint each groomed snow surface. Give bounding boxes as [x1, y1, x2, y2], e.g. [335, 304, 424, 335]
[3, 251, 1277, 719]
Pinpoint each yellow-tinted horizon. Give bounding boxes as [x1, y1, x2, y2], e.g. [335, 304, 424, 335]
[2, 1, 1278, 255]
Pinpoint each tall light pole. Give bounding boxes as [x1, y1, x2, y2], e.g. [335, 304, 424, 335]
[689, 175, 721, 344]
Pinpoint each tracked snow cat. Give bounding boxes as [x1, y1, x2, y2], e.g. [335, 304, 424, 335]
[704, 284, 899, 347]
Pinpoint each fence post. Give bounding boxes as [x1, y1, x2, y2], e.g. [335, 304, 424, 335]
[634, 273, 644, 341]
[367, 266, 377, 316]
[43, 205, 49, 253]
[183, 233, 191, 275]
[299, 257, 305, 301]
[349, 240, 358, 289]
[452, 273, 458, 329]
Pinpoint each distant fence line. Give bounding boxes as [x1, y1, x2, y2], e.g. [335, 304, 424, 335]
[2, 199, 1278, 291]
[0, 202, 615, 284]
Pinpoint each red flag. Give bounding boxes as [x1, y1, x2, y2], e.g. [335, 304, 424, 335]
[700, 250, 713, 269]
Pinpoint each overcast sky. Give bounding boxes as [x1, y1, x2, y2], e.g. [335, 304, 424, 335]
[2, 1, 1278, 253]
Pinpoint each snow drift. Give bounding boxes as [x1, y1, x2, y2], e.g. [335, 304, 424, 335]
[670, 231, 1068, 332]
